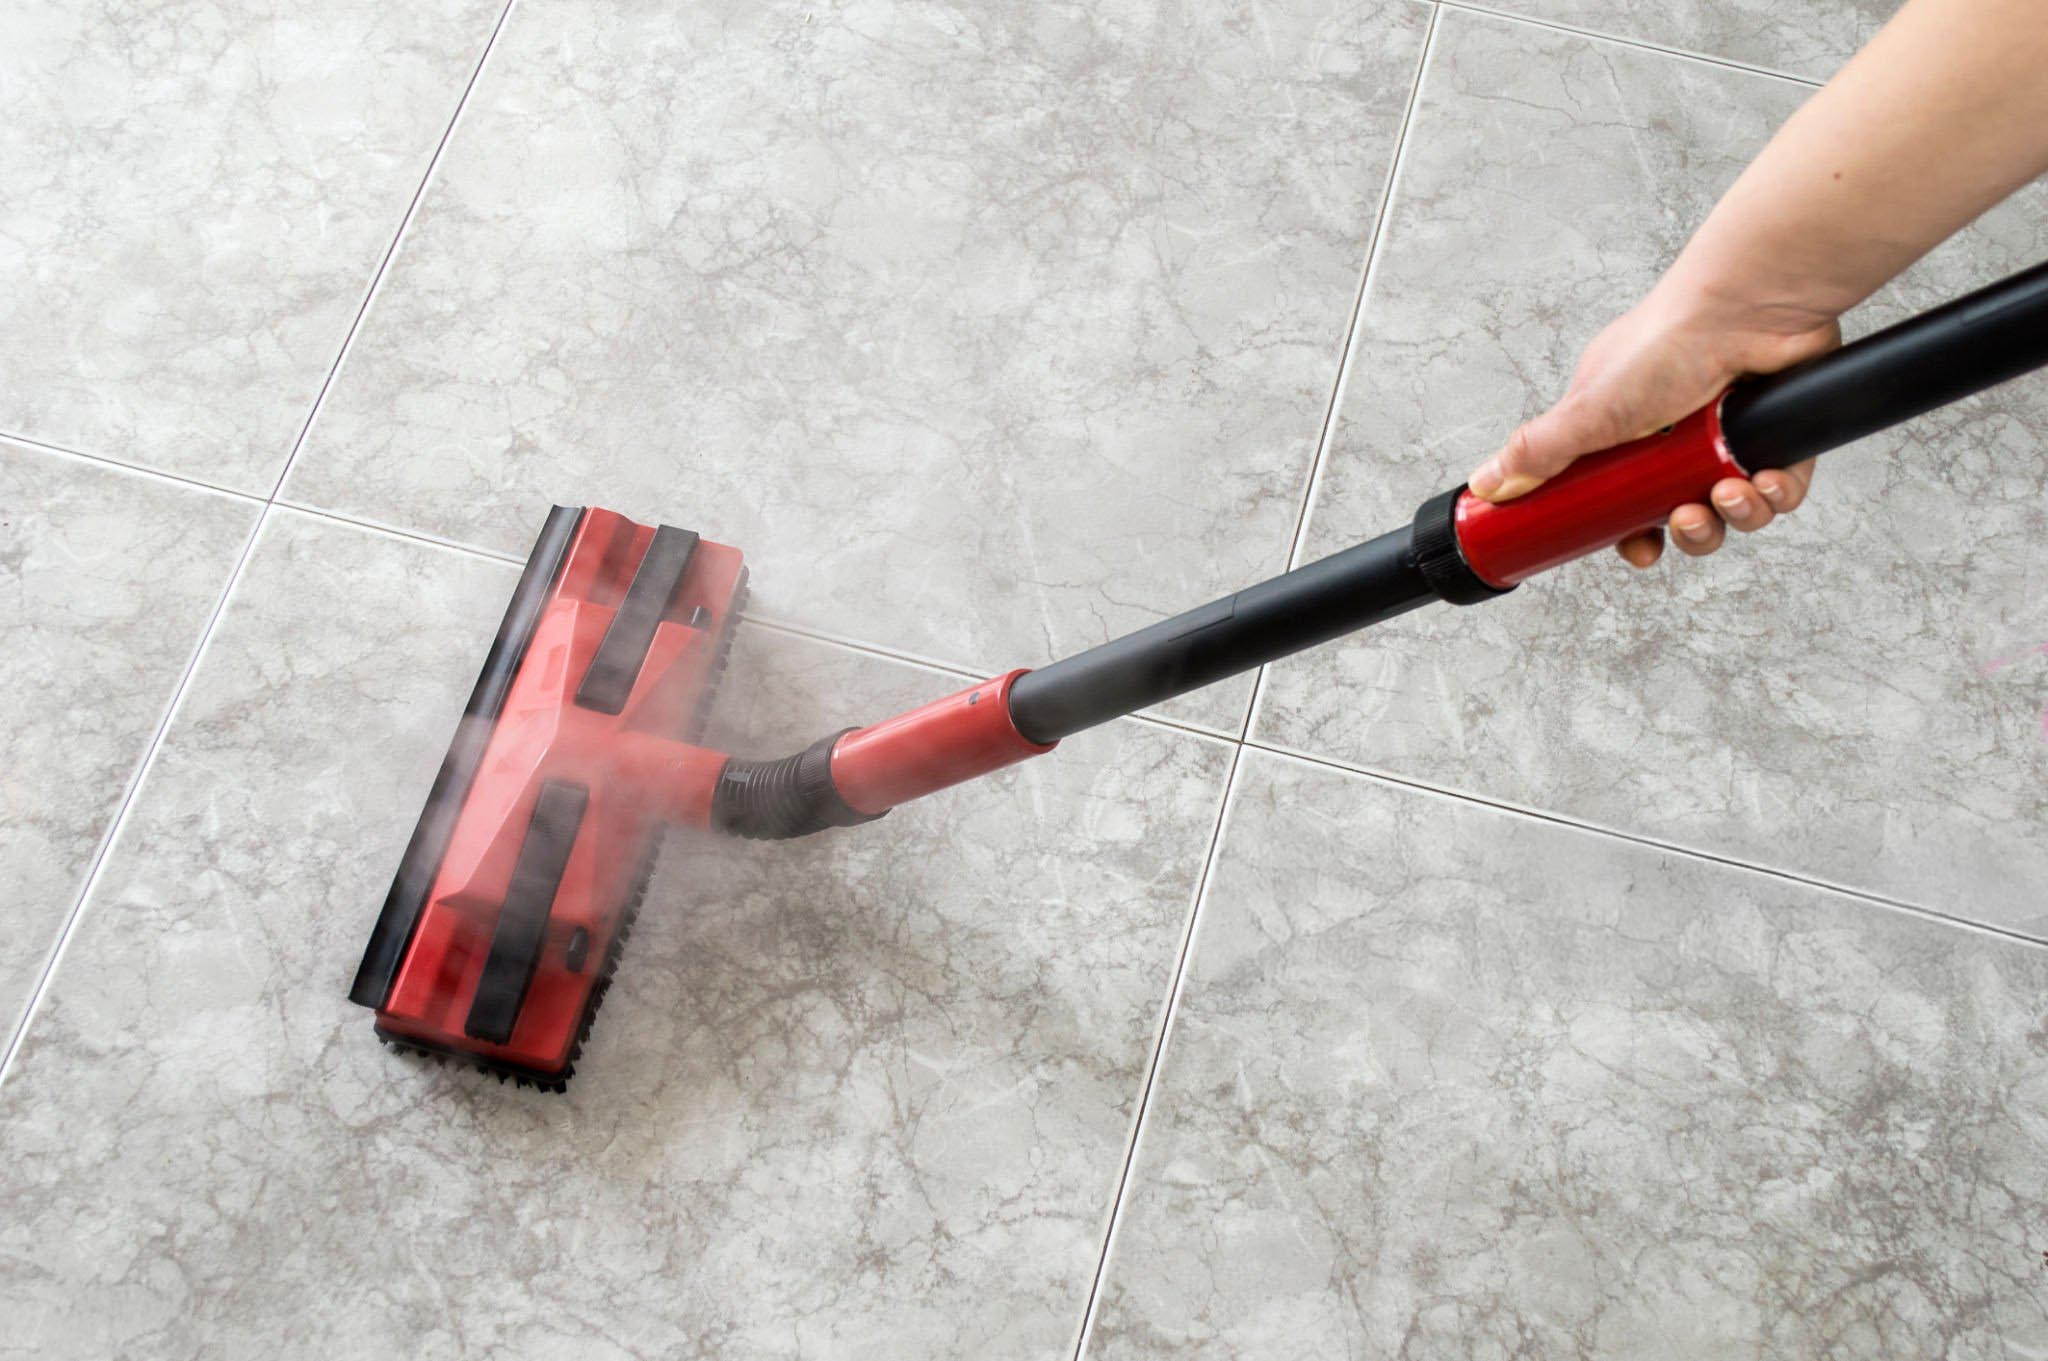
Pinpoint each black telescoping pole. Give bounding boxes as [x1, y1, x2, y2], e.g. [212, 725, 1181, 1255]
[1722, 257, 2048, 469]
[1006, 529, 1435, 743]
[1008, 259, 2048, 746]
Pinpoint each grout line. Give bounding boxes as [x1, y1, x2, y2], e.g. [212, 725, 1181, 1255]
[265, 0, 519, 504]
[0, 1, 521, 1087]
[737, 611, 992, 686]
[1278, 5, 1439, 579]
[1239, 4, 1440, 745]
[1104, 707, 1240, 746]
[274, 499, 529, 566]
[1248, 737, 2048, 952]
[1438, 0, 1825, 88]
[0, 508, 274, 1083]
[0, 428, 265, 505]
[1069, 743, 1246, 1361]
[736, 615, 1239, 745]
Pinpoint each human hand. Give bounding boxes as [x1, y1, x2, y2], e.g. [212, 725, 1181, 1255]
[1465, 283, 1839, 567]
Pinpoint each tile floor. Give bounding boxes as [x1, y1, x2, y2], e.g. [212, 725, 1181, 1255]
[2, 1, 2043, 1357]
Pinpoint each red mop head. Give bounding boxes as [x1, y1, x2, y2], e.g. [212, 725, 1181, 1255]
[350, 506, 1055, 1092]
[348, 508, 745, 1090]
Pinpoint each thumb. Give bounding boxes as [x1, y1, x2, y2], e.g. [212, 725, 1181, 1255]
[1468, 394, 1634, 503]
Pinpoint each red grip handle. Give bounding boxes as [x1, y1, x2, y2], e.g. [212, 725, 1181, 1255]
[1454, 393, 1744, 588]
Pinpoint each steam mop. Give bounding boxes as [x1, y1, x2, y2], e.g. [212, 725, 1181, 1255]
[351, 260, 2048, 1090]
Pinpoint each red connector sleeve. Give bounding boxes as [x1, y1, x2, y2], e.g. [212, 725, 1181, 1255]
[829, 669, 1056, 816]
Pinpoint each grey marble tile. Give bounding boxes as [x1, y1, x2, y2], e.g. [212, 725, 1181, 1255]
[1087, 748, 2048, 1359]
[0, 0, 503, 491]
[0, 509, 1233, 1359]
[1255, 10, 2048, 936]
[0, 441, 255, 1040]
[282, 0, 1433, 735]
[1469, 0, 1895, 82]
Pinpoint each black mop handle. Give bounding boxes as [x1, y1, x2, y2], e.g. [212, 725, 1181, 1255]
[1724, 257, 2048, 469]
[1006, 260, 2048, 744]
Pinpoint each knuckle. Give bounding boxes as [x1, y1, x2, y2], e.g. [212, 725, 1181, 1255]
[1500, 424, 1548, 476]
[1564, 393, 1630, 446]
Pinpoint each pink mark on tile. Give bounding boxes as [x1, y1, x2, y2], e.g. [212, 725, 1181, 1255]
[1982, 643, 2048, 743]
[1979, 643, 2048, 743]
[1982, 642, 2048, 676]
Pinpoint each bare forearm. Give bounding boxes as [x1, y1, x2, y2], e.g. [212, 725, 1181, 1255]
[1660, 0, 2048, 333]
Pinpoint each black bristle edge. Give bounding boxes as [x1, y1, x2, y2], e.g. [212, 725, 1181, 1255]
[684, 568, 748, 746]
[352, 507, 585, 1011]
[373, 570, 743, 1093]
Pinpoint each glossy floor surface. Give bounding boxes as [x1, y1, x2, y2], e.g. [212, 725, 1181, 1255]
[2, 2, 2044, 1357]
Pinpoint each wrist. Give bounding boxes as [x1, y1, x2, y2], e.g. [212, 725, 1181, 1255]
[1648, 265, 1838, 338]
[1643, 263, 1843, 375]
[1652, 182, 1874, 324]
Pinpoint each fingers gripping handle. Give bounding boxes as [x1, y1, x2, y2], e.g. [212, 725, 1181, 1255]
[1414, 259, 2048, 597]
[1416, 397, 1742, 593]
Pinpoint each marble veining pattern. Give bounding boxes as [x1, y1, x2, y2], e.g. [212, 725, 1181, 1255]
[0, 0, 505, 491]
[0, 441, 256, 1041]
[0, 511, 1233, 1359]
[1254, 9, 2048, 936]
[282, 0, 1433, 734]
[1085, 749, 2048, 1359]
